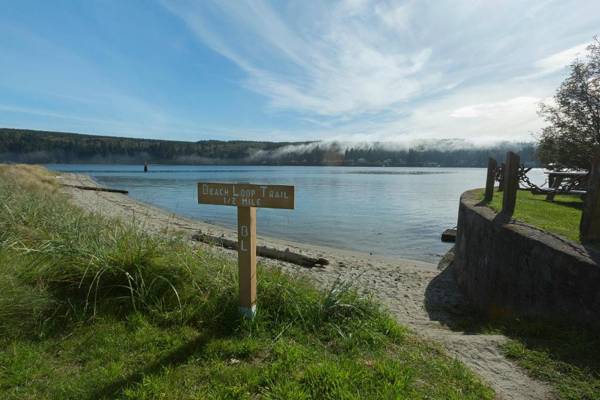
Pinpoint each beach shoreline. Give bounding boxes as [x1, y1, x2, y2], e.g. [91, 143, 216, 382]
[60, 172, 437, 270]
[58, 171, 553, 400]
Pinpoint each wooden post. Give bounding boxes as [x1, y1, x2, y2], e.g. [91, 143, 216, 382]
[484, 158, 497, 202]
[580, 158, 600, 242]
[237, 206, 257, 317]
[545, 174, 564, 201]
[497, 163, 505, 192]
[502, 152, 520, 216]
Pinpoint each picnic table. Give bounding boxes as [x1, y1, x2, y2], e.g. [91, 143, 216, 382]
[543, 171, 588, 200]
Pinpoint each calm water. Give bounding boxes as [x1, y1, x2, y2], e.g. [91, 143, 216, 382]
[48, 165, 545, 263]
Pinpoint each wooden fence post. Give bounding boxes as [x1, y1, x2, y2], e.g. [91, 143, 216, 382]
[580, 157, 600, 242]
[497, 163, 505, 192]
[484, 158, 497, 202]
[502, 152, 520, 216]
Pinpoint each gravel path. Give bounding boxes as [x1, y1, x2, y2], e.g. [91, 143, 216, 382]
[59, 173, 554, 400]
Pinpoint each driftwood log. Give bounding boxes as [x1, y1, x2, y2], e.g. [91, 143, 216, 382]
[62, 184, 129, 195]
[191, 232, 329, 268]
[441, 228, 457, 243]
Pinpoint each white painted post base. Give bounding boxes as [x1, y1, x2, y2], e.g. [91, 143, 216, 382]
[239, 305, 257, 319]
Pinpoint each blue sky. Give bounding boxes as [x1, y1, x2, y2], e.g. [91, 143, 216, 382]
[1, 1, 598, 143]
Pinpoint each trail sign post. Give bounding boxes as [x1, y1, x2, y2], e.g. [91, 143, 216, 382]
[197, 182, 295, 318]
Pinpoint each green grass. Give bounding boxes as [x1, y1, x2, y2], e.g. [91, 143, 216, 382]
[483, 189, 583, 243]
[0, 165, 493, 399]
[456, 316, 600, 400]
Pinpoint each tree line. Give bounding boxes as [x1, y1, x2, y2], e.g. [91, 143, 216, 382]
[0, 128, 539, 167]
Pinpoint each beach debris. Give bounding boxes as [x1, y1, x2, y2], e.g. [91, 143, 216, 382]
[61, 184, 128, 195]
[191, 232, 329, 268]
[441, 228, 457, 243]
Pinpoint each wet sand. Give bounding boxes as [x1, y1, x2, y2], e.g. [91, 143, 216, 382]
[59, 172, 554, 400]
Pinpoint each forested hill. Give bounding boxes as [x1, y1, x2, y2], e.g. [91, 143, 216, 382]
[0, 128, 539, 167]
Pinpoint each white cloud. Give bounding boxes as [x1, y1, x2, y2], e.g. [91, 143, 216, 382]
[163, 0, 437, 118]
[373, 1, 412, 30]
[450, 97, 540, 119]
[534, 42, 590, 75]
[337, 0, 372, 16]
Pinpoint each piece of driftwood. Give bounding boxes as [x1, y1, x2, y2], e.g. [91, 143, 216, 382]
[441, 229, 457, 243]
[62, 184, 129, 195]
[191, 232, 329, 268]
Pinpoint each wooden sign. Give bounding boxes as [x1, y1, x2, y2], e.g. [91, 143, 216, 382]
[198, 183, 294, 209]
[197, 182, 295, 318]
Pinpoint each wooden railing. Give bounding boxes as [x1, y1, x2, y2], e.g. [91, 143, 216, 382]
[484, 153, 600, 243]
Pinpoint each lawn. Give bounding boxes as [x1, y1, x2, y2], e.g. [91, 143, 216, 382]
[0, 165, 493, 400]
[483, 188, 583, 243]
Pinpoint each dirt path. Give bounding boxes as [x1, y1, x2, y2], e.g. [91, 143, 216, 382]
[59, 173, 554, 400]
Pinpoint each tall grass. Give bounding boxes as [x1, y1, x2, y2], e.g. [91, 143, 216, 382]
[1, 168, 188, 334]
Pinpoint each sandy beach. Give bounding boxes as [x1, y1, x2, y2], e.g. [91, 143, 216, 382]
[59, 172, 554, 400]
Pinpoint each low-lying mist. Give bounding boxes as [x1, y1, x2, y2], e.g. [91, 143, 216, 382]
[247, 139, 538, 167]
[249, 139, 535, 160]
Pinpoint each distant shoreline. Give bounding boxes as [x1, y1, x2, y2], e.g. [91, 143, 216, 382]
[2, 127, 541, 168]
[45, 161, 492, 169]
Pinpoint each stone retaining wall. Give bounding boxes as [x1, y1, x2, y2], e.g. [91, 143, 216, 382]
[454, 189, 600, 324]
